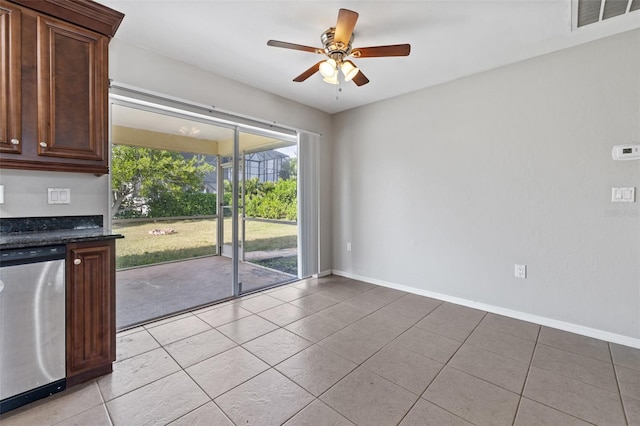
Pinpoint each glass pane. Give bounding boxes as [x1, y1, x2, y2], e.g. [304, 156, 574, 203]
[110, 103, 235, 329]
[238, 132, 298, 294]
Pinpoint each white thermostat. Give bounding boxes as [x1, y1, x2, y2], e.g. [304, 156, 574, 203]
[612, 144, 640, 160]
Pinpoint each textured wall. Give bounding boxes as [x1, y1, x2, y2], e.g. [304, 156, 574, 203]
[332, 29, 640, 343]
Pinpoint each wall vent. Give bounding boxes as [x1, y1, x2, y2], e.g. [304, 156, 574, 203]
[577, 0, 639, 27]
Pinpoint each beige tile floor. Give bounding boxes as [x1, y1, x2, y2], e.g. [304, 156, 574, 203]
[2, 275, 639, 425]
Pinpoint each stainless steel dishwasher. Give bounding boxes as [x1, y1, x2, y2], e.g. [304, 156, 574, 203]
[0, 245, 66, 414]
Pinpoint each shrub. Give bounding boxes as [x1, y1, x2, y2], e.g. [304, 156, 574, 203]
[244, 178, 297, 220]
[147, 192, 217, 217]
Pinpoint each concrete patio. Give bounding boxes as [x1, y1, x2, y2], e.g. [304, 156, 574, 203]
[116, 255, 296, 329]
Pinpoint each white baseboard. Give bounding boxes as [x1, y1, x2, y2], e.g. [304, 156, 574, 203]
[332, 269, 640, 349]
[317, 269, 333, 278]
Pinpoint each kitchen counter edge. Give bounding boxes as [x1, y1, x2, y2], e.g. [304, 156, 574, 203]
[0, 229, 124, 249]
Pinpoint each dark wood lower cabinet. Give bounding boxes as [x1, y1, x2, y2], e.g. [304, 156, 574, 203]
[66, 239, 115, 386]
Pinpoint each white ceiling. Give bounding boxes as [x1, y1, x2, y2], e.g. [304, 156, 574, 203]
[99, 1, 640, 114]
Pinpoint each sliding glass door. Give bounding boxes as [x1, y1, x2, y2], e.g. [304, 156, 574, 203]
[110, 102, 236, 328]
[110, 93, 308, 329]
[237, 131, 299, 294]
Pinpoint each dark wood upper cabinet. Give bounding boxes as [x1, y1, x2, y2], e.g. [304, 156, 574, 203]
[0, 0, 123, 174]
[0, 2, 21, 154]
[37, 15, 107, 162]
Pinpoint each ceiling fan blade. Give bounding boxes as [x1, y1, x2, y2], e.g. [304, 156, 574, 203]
[293, 61, 323, 82]
[334, 9, 359, 46]
[267, 40, 321, 54]
[352, 70, 370, 87]
[352, 44, 411, 58]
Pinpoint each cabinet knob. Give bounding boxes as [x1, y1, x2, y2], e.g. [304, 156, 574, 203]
[39, 141, 47, 148]
[10, 138, 19, 145]
[73, 259, 82, 265]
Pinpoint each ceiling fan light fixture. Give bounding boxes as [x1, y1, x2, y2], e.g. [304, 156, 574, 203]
[319, 58, 337, 78]
[323, 74, 339, 85]
[341, 61, 359, 82]
[267, 8, 410, 88]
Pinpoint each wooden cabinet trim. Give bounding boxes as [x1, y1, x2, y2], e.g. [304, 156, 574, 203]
[0, 157, 109, 174]
[7, 0, 123, 38]
[0, 1, 21, 154]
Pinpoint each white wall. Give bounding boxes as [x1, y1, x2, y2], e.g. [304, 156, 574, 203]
[332, 29, 640, 344]
[109, 39, 334, 273]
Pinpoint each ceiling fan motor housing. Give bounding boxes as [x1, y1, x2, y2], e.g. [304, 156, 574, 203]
[321, 27, 353, 61]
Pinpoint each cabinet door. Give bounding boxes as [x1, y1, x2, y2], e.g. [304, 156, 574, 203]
[66, 241, 115, 384]
[37, 15, 108, 162]
[0, 1, 21, 154]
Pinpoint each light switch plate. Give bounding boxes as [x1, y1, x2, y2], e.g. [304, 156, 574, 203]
[48, 188, 71, 204]
[515, 264, 527, 279]
[612, 187, 635, 203]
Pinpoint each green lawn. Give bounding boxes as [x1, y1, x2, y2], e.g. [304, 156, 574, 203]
[113, 218, 297, 269]
[252, 256, 298, 276]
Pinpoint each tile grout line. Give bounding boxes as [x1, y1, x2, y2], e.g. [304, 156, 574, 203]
[411, 310, 490, 425]
[104, 328, 205, 411]
[184, 289, 352, 424]
[445, 319, 624, 420]
[534, 340, 610, 362]
[463, 328, 535, 365]
[531, 342, 627, 394]
[278, 396, 318, 426]
[179, 347, 267, 423]
[534, 330, 613, 363]
[288, 293, 441, 423]
[517, 334, 604, 426]
[394, 308, 490, 425]
[609, 342, 631, 426]
[47, 382, 113, 426]
[152, 281, 370, 424]
[94, 379, 115, 426]
[199, 282, 356, 425]
[511, 324, 542, 426]
[281, 293, 393, 351]
[163, 400, 215, 426]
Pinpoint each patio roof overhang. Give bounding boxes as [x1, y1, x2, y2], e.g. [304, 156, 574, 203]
[112, 125, 291, 156]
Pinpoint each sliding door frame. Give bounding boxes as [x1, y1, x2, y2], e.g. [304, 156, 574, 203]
[109, 88, 302, 298]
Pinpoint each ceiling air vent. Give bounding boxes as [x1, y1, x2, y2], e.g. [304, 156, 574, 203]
[577, 0, 639, 27]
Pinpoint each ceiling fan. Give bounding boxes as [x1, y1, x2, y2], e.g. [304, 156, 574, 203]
[267, 8, 411, 87]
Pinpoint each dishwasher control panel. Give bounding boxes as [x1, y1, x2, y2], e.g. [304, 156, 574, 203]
[0, 245, 66, 265]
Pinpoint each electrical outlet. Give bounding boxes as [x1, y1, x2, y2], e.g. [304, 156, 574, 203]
[346, 242, 352, 252]
[515, 264, 527, 279]
[0, 184, 4, 204]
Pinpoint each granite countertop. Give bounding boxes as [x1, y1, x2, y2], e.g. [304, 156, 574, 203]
[0, 215, 123, 249]
[0, 228, 123, 249]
